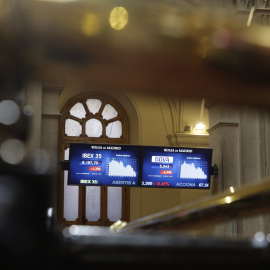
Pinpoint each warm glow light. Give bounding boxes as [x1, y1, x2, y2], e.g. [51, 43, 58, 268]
[230, 186, 235, 193]
[195, 123, 206, 130]
[0, 139, 25, 165]
[109, 7, 128, 30]
[247, 6, 255, 27]
[81, 13, 100, 37]
[47, 207, 53, 217]
[225, 196, 231, 204]
[0, 100, 20, 125]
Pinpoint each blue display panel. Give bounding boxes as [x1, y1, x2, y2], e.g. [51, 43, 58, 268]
[68, 143, 142, 186]
[141, 146, 212, 189]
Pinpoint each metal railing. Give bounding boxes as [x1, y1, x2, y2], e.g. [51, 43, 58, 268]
[110, 178, 270, 233]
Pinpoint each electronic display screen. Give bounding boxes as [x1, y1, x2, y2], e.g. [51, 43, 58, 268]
[141, 146, 212, 189]
[68, 143, 142, 187]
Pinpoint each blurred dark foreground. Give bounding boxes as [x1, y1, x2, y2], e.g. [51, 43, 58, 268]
[1, 163, 270, 270]
[1, 0, 270, 269]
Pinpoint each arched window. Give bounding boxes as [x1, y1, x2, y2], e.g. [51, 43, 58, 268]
[58, 92, 130, 227]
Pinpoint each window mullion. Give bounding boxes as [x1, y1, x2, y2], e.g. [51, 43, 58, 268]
[101, 186, 108, 225]
[82, 100, 91, 116]
[106, 116, 122, 124]
[97, 100, 106, 117]
[82, 121, 86, 137]
[67, 114, 83, 123]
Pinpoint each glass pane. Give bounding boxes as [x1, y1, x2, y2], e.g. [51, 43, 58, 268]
[63, 148, 79, 221]
[64, 171, 79, 221]
[106, 120, 122, 138]
[64, 147, 69, 160]
[70, 102, 86, 119]
[86, 99, 102, 114]
[102, 104, 118, 120]
[65, 119, 82, 136]
[85, 118, 102, 137]
[107, 187, 122, 221]
[85, 186, 101, 221]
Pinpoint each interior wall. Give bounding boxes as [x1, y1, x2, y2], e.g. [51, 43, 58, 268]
[58, 85, 212, 222]
[109, 90, 211, 221]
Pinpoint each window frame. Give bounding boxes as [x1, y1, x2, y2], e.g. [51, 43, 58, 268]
[58, 92, 130, 227]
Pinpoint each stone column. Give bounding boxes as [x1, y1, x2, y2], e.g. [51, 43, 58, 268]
[41, 83, 64, 221]
[207, 103, 241, 238]
[207, 104, 241, 194]
[207, 102, 270, 239]
[24, 81, 43, 150]
[239, 107, 270, 238]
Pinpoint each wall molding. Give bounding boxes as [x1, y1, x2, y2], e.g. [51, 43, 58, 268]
[42, 83, 65, 93]
[167, 133, 209, 147]
[207, 122, 239, 133]
[42, 113, 62, 118]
